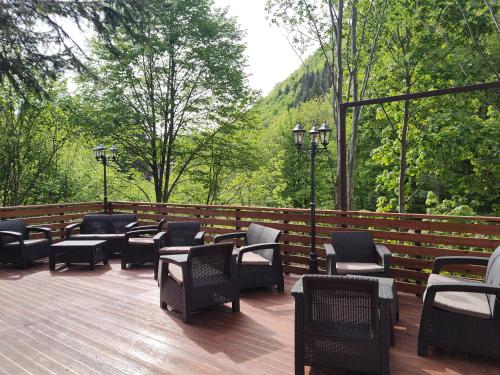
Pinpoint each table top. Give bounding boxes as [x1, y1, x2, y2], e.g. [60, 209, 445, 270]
[51, 240, 107, 247]
[292, 275, 395, 301]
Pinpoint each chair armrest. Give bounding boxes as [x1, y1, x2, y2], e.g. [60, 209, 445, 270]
[26, 226, 52, 241]
[194, 231, 205, 245]
[65, 222, 81, 239]
[0, 231, 23, 244]
[125, 228, 159, 240]
[159, 254, 188, 266]
[324, 243, 337, 275]
[125, 222, 139, 231]
[153, 231, 166, 243]
[375, 243, 391, 271]
[134, 224, 159, 230]
[432, 256, 489, 274]
[291, 278, 303, 297]
[213, 232, 246, 243]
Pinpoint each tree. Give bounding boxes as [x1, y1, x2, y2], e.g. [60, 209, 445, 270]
[0, 0, 140, 95]
[371, 0, 498, 212]
[266, 0, 388, 209]
[79, 0, 254, 202]
[0, 80, 77, 205]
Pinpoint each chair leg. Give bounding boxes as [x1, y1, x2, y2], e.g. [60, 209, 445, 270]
[182, 309, 192, 324]
[232, 299, 240, 312]
[295, 355, 304, 375]
[121, 259, 126, 270]
[277, 280, 285, 293]
[418, 340, 429, 357]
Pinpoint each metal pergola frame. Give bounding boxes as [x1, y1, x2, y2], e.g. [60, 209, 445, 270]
[337, 80, 500, 211]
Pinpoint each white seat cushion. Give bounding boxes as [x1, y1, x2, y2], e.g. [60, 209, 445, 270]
[159, 246, 191, 255]
[71, 234, 124, 239]
[168, 264, 184, 284]
[336, 262, 384, 275]
[128, 238, 154, 245]
[425, 274, 492, 320]
[241, 251, 270, 266]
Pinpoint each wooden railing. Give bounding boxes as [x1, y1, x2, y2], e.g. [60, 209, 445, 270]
[0, 202, 104, 240]
[110, 201, 500, 294]
[1, 201, 499, 294]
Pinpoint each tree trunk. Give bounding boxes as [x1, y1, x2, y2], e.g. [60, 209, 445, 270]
[347, 1, 358, 210]
[334, 0, 344, 209]
[399, 90, 411, 213]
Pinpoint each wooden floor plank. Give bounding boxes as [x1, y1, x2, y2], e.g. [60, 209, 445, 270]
[0, 260, 499, 375]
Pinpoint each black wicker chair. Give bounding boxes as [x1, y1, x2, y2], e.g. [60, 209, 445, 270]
[159, 243, 239, 324]
[418, 246, 500, 359]
[156, 221, 205, 281]
[325, 231, 391, 277]
[0, 219, 52, 269]
[214, 223, 283, 292]
[65, 214, 138, 256]
[292, 275, 390, 375]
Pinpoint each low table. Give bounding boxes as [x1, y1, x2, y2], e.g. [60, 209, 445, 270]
[50, 240, 108, 271]
[293, 275, 399, 346]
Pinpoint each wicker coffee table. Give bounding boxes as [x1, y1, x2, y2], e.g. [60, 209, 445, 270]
[50, 240, 108, 271]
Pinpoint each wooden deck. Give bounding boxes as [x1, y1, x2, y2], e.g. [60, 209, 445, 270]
[0, 260, 498, 375]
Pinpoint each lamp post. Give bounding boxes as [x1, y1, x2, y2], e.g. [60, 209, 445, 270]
[292, 122, 332, 273]
[93, 144, 117, 213]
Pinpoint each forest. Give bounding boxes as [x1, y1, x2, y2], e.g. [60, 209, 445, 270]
[0, 0, 498, 216]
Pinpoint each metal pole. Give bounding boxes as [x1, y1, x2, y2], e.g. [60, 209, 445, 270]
[103, 155, 108, 214]
[339, 105, 347, 211]
[309, 141, 318, 274]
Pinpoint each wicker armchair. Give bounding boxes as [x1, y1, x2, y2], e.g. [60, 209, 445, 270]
[159, 243, 239, 324]
[214, 223, 283, 292]
[418, 246, 500, 359]
[325, 231, 391, 277]
[292, 275, 390, 375]
[0, 219, 52, 269]
[156, 221, 205, 280]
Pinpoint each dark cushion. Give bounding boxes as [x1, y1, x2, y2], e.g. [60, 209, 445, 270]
[165, 222, 201, 247]
[80, 214, 137, 234]
[0, 219, 27, 245]
[331, 231, 376, 263]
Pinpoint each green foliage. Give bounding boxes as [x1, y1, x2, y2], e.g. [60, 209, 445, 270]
[0, 0, 498, 217]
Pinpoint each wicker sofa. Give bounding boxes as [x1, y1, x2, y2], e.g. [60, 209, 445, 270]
[418, 246, 500, 359]
[0, 219, 52, 268]
[65, 214, 138, 256]
[214, 223, 283, 292]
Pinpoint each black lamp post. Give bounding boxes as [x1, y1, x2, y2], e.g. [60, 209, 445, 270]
[292, 121, 332, 273]
[93, 144, 117, 213]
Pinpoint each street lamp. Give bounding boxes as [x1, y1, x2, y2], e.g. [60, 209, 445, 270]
[292, 121, 332, 273]
[93, 144, 117, 213]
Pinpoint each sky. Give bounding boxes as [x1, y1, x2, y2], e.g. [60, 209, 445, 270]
[213, 0, 307, 95]
[63, 1, 309, 96]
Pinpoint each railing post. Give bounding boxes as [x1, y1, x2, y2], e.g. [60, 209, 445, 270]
[235, 208, 241, 230]
[283, 209, 290, 275]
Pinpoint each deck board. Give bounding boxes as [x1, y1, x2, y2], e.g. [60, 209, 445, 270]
[0, 260, 499, 375]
